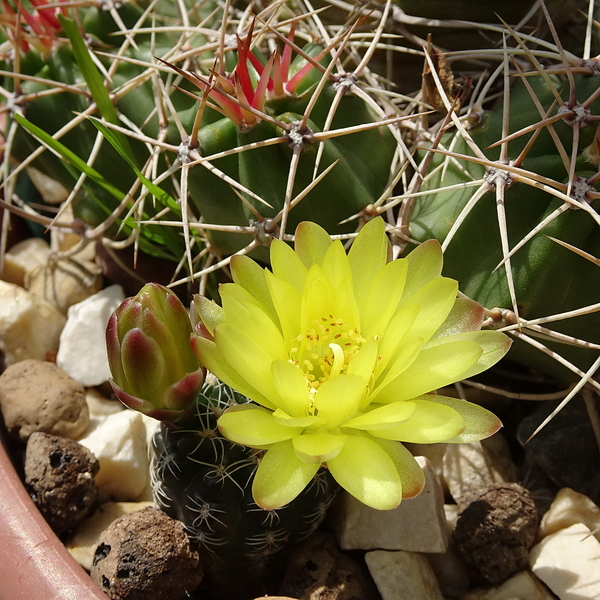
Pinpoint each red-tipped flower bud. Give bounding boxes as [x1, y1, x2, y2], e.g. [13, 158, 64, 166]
[106, 283, 205, 422]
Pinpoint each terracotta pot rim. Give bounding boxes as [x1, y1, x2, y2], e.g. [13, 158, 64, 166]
[0, 428, 107, 600]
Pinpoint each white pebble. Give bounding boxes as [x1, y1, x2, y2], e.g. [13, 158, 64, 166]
[0, 280, 65, 366]
[78, 409, 149, 502]
[539, 487, 600, 543]
[1, 238, 51, 287]
[56, 284, 125, 386]
[365, 549, 445, 600]
[530, 522, 600, 600]
[462, 569, 555, 600]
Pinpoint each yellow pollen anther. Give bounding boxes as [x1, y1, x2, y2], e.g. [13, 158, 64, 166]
[290, 315, 365, 391]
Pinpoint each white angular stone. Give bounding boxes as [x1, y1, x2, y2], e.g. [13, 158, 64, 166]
[78, 409, 149, 502]
[365, 550, 445, 600]
[66, 501, 154, 570]
[539, 487, 600, 543]
[0, 280, 66, 366]
[461, 570, 555, 600]
[530, 523, 600, 600]
[1, 237, 52, 287]
[141, 413, 159, 448]
[443, 437, 517, 504]
[56, 284, 125, 386]
[331, 456, 448, 553]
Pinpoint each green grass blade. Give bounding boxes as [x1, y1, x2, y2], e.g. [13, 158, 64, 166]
[89, 116, 180, 214]
[58, 15, 134, 159]
[14, 113, 183, 261]
[14, 113, 126, 201]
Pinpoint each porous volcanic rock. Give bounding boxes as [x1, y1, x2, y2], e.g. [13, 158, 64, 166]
[24, 432, 99, 535]
[453, 483, 538, 585]
[90, 507, 202, 600]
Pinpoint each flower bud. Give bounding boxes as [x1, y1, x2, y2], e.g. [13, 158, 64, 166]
[106, 283, 205, 422]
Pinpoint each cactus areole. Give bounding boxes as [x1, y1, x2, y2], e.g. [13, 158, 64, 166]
[191, 217, 511, 510]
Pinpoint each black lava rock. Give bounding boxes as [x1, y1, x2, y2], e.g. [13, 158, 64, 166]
[24, 431, 99, 535]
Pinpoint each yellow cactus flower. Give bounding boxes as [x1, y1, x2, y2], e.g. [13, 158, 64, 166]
[191, 218, 511, 510]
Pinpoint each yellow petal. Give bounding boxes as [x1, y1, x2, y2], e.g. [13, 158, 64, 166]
[270, 238, 308, 294]
[375, 438, 426, 498]
[346, 338, 378, 383]
[300, 265, 336, 334]
[218, 405, 302, 447]
[193, 295, 224, 336]
[293, 430, 348, 463]
[433, 297, 485, 337]
[422, 394, 502, 442]
[344, 401, 416, 431]
[220, 284, 286, 357]
[313, 374, 367, 428]
[230, 254, 279, 325]
[360, 258, 408, 340]
[332, 275, 361, 334]
[327, 434, 403, 510]
[425, 330, 512, 380]
[348, 217, 389, 310]
[295, 221, 333, 269]
[271, 359, 311, 417]
[265, 270, 301, 347]
[252, 440, 321, 509]
[400, 277, 458, 346]
[214, 323, 284, 406]
[375, 340, 482, 403]
[375, 304, 420, 375]
[401, 239, 443, 302]
[371, 337, 423, 402]
[321, 239, 353, 293]
[372, 398, 465, 442]
[190, 334, 272, 407]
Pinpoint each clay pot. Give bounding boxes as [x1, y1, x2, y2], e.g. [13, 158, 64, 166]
[0, 428, 107, 600]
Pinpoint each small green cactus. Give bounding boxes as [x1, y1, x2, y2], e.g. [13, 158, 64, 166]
[151, 376, 339, 597]
[106, 282, 339, 596]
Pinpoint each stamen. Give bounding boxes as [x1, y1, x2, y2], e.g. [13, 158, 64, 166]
[290, 315, 366, 393]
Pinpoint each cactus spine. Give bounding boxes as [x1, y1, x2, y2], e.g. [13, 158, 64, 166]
[336, 0, 600, 388]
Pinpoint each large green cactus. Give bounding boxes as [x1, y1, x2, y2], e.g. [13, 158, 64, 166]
[406, 49, 600, 382]
[2, 1, 398, 283]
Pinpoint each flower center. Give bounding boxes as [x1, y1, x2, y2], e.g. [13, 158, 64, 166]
[291, 315, 365, 395]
